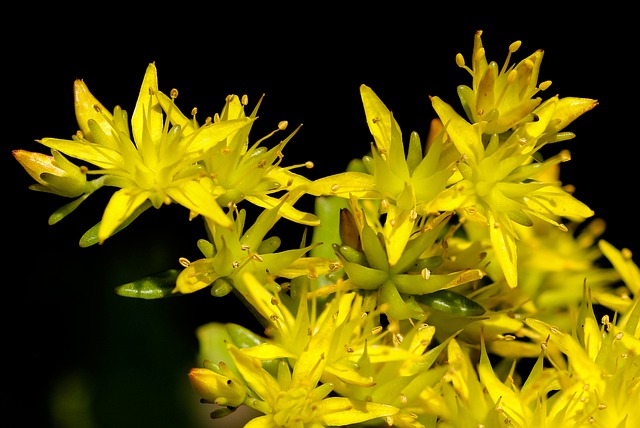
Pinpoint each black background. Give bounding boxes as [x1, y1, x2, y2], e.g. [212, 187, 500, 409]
[5, 7, 636, 428]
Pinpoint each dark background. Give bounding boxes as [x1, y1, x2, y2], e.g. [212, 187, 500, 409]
[5, 8, 635, 428]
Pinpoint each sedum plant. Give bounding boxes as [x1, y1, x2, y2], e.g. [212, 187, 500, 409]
[14, 30, 639, 427]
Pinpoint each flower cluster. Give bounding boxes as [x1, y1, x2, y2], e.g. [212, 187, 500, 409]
[15, 30, 638, 427]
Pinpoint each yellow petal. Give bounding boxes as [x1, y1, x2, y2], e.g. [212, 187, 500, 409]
[99, 188, 151, 243]
[318, 397, 398, 425]
[131, 63, 163, 148]
[165, 181, 232, 229]
[73, 79, 114, 141]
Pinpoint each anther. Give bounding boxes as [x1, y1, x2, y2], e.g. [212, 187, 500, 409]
[421, 268, 431, 280]
[558, 224, 568, 232]
[371, 326, 383, 335]
[305, 161, 314, 168]
[80, 166, 89, 174]
[93, 105, 102, 113]
[539, 81, 552, 91]
[191, 107, 197, 116]
[170, 88, 178, 99]
[278, 121, 288, 131]
[241, 244, 250, 251]
[252, 254, 264, 262]
[329, 262, 341, 271]
[331, 184, 340, 192]
[232, 261, 240, 268]
[509, 40, 522, 53]
[622, 248, 633, 260]
[241, 94, 248, 105]
[179, 257, 191, 267]
[213, 113, 220, 123]
[270, 297, 278, 305]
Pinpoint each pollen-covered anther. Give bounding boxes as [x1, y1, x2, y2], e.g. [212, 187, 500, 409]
[615, 332, 624, 340]
[76, 130, 84, 138]
[277, 121, 288, 131]
[622, 248, 633, 260]
[493, 222, 501, 229]
[241, 244, 250, 251]
[227, 201, 237, 210]
[241, 94, 248, 105]
[170, 88, 178, 99]
[179, 257, 191, 267]
[539, 80, 552, 90]
[93, 104, 102, 113]
[329, 262, 341, 271]
[213, 113, 220, 123]
[549, 326, 560, 334]
[558, 224, 568, 232]
[205, 117, 212, 125]
[598, 403, 607, 410]
[330, 184, 340, 192]
[305, 161, 314, 169]
[344, 345, 354, 353]
[270, 297, 278, 306]
[232, 261, 240, 268]
[252, 254, 264, 262]
[80, 166, 89, 174]
[421, 268, 431, 280]
[410, 209, 418, 220]
[381, 199, 390, 209]
[191, 107, 197, 116]
[371, 326, 383, 335]
[400, 393, 407, 404]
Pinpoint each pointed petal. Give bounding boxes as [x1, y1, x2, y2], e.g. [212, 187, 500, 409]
[99, 188, 151, 243]
[165, 181, 232, 228]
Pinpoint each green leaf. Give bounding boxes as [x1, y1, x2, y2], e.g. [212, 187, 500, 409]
[114, 269, 180, 299]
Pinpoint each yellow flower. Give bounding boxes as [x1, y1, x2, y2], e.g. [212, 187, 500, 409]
[524, 287, 640, 427]
[430, 97, 595, 289]
[174, 200, 332, 295]
[198, 273, 399, 427]
[30, 63, 253, 244]
[455, 30, 551, 134]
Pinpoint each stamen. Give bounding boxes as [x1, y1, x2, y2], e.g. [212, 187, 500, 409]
[278, 121, 288, 131]
[179, 257, 191, 267]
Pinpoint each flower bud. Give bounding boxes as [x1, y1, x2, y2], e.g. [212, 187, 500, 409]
[13, 149, 89, 198]
[188, 366, 246, 407]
